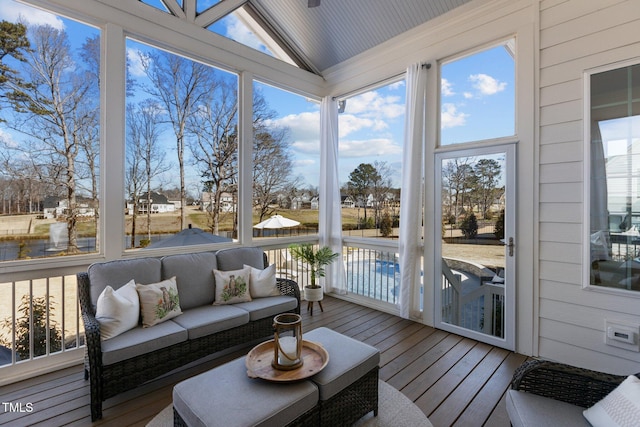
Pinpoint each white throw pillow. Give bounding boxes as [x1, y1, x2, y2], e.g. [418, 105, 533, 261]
[136, 277, 182, 327]
[245, 263, 280, 298]
[583, 375, 640, 427]
[213, 267, 252, 305]
[95, 280, 140, 340]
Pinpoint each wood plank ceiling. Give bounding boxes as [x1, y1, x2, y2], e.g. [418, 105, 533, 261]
[249, 0, 473, 73]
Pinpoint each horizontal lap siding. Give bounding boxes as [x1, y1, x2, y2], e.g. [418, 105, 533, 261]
[538, 0, 640, 371]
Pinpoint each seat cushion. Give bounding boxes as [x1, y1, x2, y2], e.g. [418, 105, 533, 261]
[233, 296, 298, 321]
[506, 390, 590, 427]
[171, 305, 249, 340]
[101, 320, 187, 365]
[304, 327, 380, 400]
[88, 257, 162, 307]
[161, 252, 217, 310]
[173, 356, 318, 427]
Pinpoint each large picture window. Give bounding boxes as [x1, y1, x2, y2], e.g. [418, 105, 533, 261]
[589, 62, 640, 292]
[0, 5, 100, 261]
[338, 80, 405, 239]
[125, 39, 239, 250]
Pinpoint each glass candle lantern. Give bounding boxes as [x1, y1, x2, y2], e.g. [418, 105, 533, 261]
[272, 313, 303, 370]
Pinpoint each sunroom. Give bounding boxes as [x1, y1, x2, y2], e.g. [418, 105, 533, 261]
[0, 0, 639, 425]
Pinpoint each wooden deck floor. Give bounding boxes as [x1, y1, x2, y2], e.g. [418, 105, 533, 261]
[0, 296, 528, 426]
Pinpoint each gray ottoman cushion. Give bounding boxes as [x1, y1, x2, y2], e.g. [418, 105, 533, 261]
[173, 356, 318, 427]
[506, 390, 590, 427]
[172, 305, 249, 339]
[304, 327, 380, 400]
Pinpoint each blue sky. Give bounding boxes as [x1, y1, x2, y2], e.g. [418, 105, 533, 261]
[1, 0, 515, 192]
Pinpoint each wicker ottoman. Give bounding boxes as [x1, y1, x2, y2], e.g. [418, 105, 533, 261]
[172, 357, 319, 427]
[304, 327, 380, 427]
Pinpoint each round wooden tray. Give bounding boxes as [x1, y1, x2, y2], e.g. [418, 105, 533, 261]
[246, 339, 329, 382]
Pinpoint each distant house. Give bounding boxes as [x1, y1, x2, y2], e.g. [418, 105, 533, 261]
[340, 194, 355, 208]
[291, 192, 314, 210]
[201, 192, 235, 213]
[43, 196, 96, 219]
[126, 192, 175, 215]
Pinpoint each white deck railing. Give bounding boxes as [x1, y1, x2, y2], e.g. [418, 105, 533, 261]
[1, 240, 499, 384]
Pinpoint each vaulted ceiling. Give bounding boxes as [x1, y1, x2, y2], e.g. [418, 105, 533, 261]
[146, 0, 473, 75]
[247, 0, 473, 74]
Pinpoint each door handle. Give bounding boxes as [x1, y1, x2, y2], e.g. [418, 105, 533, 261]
[507, 237, 514, 257]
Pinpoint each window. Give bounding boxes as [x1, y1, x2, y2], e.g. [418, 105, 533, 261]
[252, 82, 320, 238]
[0, 3, 100, 261]
[440, 39, 515, 146]
[589, 62, 640, 292]
[338, 80, 405, 239]
[125, 39, 239, 249]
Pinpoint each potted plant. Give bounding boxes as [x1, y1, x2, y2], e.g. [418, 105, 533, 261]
[288, 243, 339, 301]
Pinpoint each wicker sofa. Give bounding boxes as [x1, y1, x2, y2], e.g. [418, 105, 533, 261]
[507, 359, 640, 426]
[77, 246, 300, 421]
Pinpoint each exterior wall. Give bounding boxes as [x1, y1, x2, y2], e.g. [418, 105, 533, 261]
[538, 0, 640, 373]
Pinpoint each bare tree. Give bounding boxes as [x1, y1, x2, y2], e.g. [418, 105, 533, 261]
[252, 92, 296, 222]
[187, 77, 237, 234]
[139, 50, 215, 230]
[126, 100, 169, 246]
[5, 24, 98, 253]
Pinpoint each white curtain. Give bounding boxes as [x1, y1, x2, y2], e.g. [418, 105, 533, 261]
[319, 96, 346, 294]
[398, 63, 427, 319]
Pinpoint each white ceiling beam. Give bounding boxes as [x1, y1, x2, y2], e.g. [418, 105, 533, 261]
[160, 0, 185, 19]
[183, 0, 196, 22]
[194, 0, 248, 28]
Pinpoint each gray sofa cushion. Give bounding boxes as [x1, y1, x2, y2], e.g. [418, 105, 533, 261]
[171, 305, 249, 340]
[233, 296, 298, 321]
[101, 320, 187, 365]
[304, 327, 380, 400]
[161, 252, 217, 310]
[88, 257, 161, 307]
[173, 356, 318, 427]
[216, 247, 265, 271]
[506, 390, 590, 427]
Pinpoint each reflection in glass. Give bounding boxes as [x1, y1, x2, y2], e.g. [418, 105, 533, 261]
[590, 64, 640, 291]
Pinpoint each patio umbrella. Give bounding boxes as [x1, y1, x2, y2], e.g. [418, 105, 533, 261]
[145, 225, 232, 249]
[253, 214, 300, 229]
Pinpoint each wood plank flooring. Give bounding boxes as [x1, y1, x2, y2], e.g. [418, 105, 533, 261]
[0, 296, 528, 426]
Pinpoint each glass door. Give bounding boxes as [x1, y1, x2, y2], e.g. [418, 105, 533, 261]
[435, 144, 515, 350]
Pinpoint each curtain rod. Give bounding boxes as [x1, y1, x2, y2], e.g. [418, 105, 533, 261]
[334, 62, 430, 101]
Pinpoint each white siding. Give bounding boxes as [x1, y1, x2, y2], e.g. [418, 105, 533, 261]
[538, 0, 640, 373]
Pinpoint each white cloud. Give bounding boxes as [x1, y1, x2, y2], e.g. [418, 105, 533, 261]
[268, 112, 318, 137]
[463, 92, 473, 99]
[441, 103, 468, 129]
[338, 138, 402, 158]
[0, 127, 18, 148]
[225, 14, 267, 52]
[441, 78, 454, 96]
[469, 73, 506, 96]
[0, 1, 64, 29]
[338, 114, 375, 138]
[345, 91, 404, 120]
[127, 48, 146, 77]
[293, 158, 316, 168]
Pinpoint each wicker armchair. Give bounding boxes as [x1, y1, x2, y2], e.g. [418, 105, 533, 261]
[510, 359, 638, 408]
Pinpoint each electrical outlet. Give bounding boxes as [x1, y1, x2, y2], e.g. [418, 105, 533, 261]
[605, 320, 640, 352]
